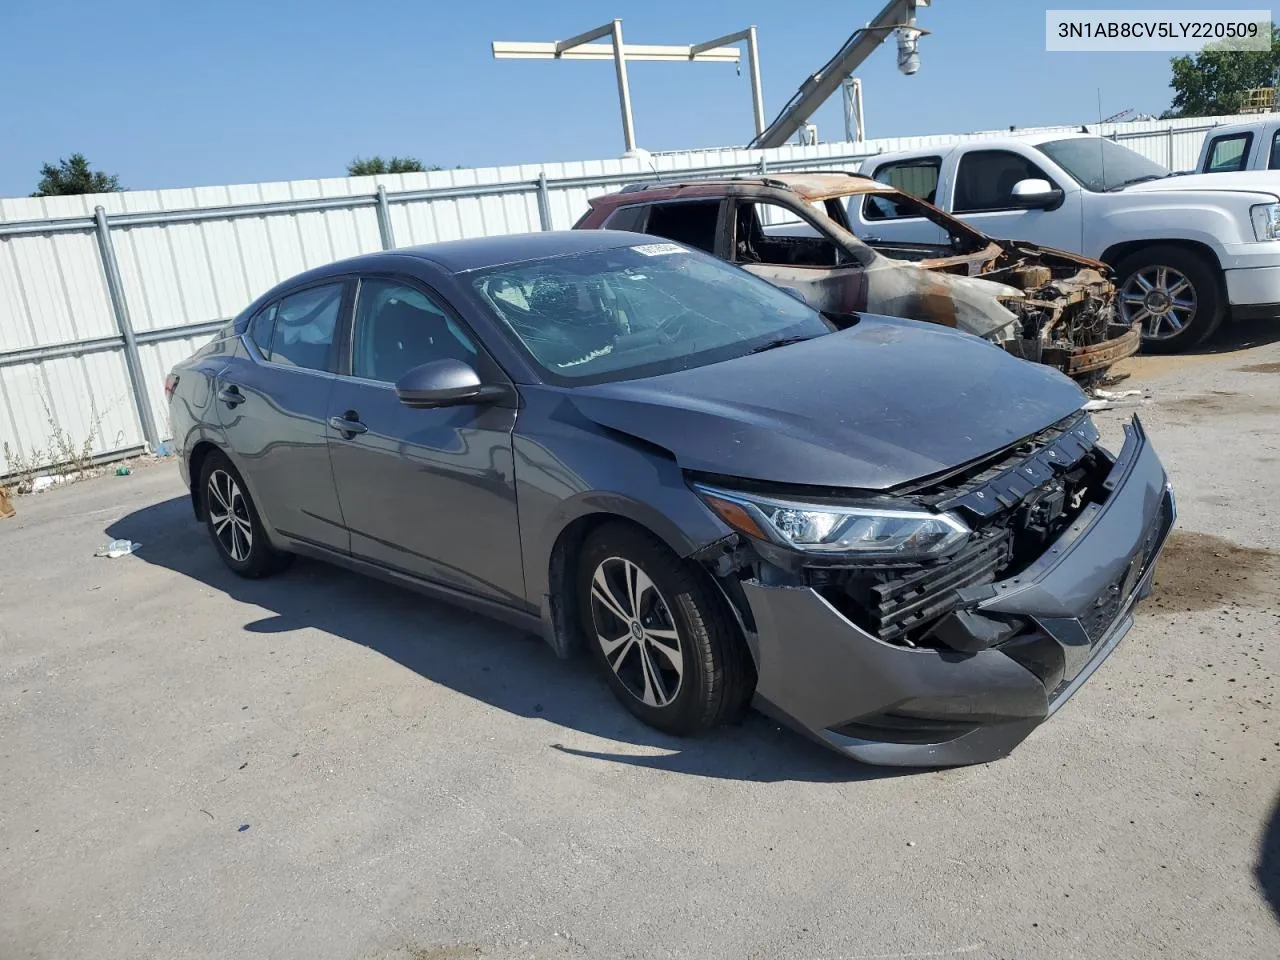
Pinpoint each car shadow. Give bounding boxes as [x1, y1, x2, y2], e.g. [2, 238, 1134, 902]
[1261, 791, 1280, 924]
[1196, 316, 1280, 355]
[107, 497, 915, 784]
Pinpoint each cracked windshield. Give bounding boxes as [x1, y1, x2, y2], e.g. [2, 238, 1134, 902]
[470, 242, 832, 382]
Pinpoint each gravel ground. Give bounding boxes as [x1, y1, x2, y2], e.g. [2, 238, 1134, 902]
[2, 324, 1278, 960]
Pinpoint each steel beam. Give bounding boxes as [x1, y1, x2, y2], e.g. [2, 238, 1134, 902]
[93, 206, 160, 450]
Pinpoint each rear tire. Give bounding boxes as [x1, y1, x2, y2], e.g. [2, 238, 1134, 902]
[576, 522, 754, 736]
[199, 451, 293, 579]
[1114, 245, 1225, 354]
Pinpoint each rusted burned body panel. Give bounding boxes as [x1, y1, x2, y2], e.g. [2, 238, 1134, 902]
[576, 173, 1139, 381]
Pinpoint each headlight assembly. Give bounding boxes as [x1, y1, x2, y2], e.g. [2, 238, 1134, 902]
[1250, 202, 1280, 241]
[693, 483, 970, 560]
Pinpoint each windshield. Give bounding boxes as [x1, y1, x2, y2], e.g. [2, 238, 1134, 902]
[468, 242, 833, 385]
[1036, 137, 1170, 192]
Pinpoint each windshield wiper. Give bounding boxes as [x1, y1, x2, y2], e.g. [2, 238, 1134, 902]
[1109, 173, 1168, 191]
[748, 335, 814, 354]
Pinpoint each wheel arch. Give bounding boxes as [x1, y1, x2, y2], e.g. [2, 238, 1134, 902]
[1100, 238, 1224, 277]
[535, 495, 739, 661]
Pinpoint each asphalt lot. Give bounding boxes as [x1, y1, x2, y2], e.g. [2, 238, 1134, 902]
[2, 325, 1279, 960]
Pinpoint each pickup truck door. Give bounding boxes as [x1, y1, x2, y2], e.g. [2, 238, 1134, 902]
[942, 147, 1084, 254]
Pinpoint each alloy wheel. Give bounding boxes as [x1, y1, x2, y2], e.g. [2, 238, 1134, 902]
[588, 556, 684, 708]
[1119, 265, 1197, 340]
[207, 469, 253, 563]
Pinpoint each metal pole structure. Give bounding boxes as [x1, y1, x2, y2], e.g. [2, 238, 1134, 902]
[494, 22, 748, 152]
[374, 184, 396, 249]
[93, 206, 160, 450]
[746, 27, 765, 137]
[610, 20, 637, 153]
[536, 172, 553, 231]
[854, 78, 865, 140]
[1167, 127, 1175, 168]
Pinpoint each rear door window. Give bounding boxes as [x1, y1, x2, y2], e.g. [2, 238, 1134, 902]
[863, 158, 940, 219]
[265, 283, 345, 372]
[641, 200, 721, 253]
[602, 204, 649, 232]
[1270, 131, 1280, 170]
[1205, 133, 1252, 173]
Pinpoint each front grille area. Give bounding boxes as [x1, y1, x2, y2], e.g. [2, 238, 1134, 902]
[863, 530, 1011, 645]
[815, 413, 1112, 649]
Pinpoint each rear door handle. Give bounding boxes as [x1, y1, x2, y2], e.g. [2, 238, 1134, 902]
[328, 414, 368, 437]
[217, 384, 244, 407]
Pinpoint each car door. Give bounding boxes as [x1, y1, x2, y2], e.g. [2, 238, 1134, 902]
[216, 280, 351, 552]
[730, 198, 871, 314]
[946, 148, 1082, 251]
[851, 156, 949, 245]
[622, 198, 730, 257]
[325, 275, 525, 607]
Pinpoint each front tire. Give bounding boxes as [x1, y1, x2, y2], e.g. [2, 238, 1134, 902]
[199, 452, 292, 578]
[1114, 245, 1225, 353]
[576, 522, 754, 736]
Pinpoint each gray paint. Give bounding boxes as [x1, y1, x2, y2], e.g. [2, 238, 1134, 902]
[167, 234, 1176, 768]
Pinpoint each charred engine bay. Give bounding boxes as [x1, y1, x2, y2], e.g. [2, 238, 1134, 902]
[700, 413, 1113, 654]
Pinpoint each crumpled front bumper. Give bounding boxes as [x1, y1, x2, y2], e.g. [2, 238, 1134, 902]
[742, 415, 1174, 767]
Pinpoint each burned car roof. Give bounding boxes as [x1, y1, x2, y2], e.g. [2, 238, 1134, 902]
[610, 172, 900, 204]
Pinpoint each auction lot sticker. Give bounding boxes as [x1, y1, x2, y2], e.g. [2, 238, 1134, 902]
[1046, 9, 1272, 51]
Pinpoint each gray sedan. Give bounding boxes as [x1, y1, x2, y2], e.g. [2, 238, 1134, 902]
[166, 230, 1174, 766]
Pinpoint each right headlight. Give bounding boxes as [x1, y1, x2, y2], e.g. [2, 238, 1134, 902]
[692, 483, 970, 560]
[1250, 202, 1280, 241]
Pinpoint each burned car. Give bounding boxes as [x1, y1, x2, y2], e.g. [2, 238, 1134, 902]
[574, 173, 1140, 381]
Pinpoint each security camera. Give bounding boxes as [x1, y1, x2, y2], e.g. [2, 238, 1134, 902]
[897, 25, 922, 75]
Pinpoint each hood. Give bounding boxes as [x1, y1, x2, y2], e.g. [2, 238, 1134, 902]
[567, 315, 1086, 490]
[1126, 170, 1280, 199]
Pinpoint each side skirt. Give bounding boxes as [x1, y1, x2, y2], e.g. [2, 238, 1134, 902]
[283, 537, 545, 636]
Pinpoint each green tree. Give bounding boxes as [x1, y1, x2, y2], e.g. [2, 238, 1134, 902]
[1166, 24, 1280, 117]
[31, 154, 122, 196]
[347, 155, 439, 175]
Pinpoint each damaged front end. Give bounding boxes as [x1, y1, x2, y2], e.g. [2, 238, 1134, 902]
[859, 238, 1139, 384]
[834, 184, 1141, 382]
[687, 411, 1174, 766]
[970, 246, 1140, 382]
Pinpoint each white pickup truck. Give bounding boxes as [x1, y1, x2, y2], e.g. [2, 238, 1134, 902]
[1194, 116, 1280, 173]
[858, 133, 1280, 352]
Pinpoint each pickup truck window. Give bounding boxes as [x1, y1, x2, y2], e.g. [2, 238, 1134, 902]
[1205, 133, 1253, 173]
[863, 158, 941, 219]
[1269, 131, 1280, 170]
[1035, 136, 1169, 192]
[953, 150, 1052, 213]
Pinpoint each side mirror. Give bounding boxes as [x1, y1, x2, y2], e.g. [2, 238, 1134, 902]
[1010, 178, 1064, 210]
[394, 358, 503, 409]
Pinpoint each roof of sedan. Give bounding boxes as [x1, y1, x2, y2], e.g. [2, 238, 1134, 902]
[394, 230, 643, 273]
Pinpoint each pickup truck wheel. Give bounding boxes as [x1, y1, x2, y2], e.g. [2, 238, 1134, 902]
[1115, 246, 1225, 353]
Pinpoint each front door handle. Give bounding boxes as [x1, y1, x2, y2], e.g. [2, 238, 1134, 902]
[328, 413, 368, 438]
[217, 384, 244, 408]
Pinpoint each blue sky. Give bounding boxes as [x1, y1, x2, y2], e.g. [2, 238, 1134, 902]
[0, 0, 1227, 197]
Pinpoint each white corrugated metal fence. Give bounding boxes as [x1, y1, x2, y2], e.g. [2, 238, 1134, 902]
[0, 113, 1244, 474]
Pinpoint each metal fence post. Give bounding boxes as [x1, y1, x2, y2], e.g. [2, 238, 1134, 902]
[536, 172, 553, 231]
[375, 184, 396, 249]
[758, 156, 769, 174]
[1167, 127, 1175, 168]
[93, 206, 160, 450]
